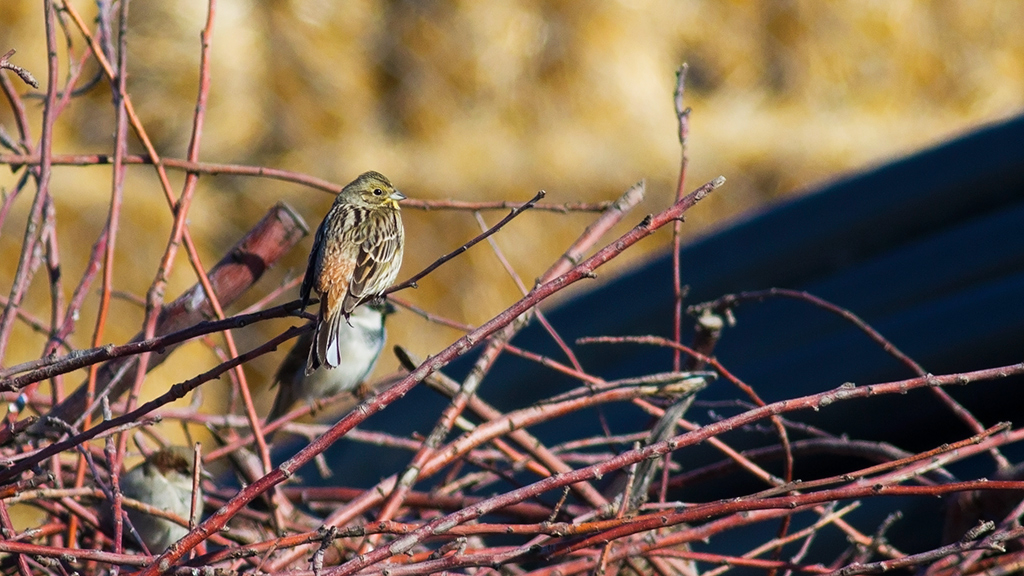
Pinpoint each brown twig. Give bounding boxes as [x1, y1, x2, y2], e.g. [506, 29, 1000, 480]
[5, 7, 1020, 572]
[54, 10, 265, 460]
[0, 153, 614, 212]
[0, 49, 39, 89]
[671, 63, 691, 373]
[823, 523, 1019, 576]
[0, 300, 306, 389]
[387, 190, 544, 293]
[0, 61, 33, 149]
[703, 503, 859, 576]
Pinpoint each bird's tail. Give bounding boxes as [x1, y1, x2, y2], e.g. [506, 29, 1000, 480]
[266, 378, 297, 426]
[307, 299, 328, 375]
[312, 298, 346, 372]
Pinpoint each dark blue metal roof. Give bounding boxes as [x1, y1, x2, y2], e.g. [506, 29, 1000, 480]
[459, 113, 1024, 440]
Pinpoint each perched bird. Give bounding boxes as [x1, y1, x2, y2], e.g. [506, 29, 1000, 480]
[267, 301, 394, 423]
[118, 447, 203, 553]
[302, 171, 405, 374]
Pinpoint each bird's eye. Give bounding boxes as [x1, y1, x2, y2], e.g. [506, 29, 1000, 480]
[373, 188, 384, 196]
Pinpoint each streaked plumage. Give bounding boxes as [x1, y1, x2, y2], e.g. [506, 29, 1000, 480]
[119, 447, 202, 553]
[267, 302, 392, 422]
[302, 171, 405, 374]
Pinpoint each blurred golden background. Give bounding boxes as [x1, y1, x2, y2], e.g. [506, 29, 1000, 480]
[2, 1, 1023, 427]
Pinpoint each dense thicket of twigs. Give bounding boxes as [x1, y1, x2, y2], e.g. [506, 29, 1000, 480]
[2, 2, 1024, 576]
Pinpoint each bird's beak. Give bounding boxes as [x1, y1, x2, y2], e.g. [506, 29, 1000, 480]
[390, 190, 407, 201]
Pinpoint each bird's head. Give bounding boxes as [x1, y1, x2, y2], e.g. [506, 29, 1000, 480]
[145, 446, 210, 484]
[342, 171, 406, 210]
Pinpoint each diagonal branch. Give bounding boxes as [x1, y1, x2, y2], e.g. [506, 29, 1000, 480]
[387, 190, 545, 293]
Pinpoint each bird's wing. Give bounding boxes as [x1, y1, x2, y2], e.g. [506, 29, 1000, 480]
[344, 212, 403, 314]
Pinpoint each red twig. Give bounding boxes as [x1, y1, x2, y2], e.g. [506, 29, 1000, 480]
[171, 0, 278, 506]
[404, 347, 605, 502]
[388, 190, 544, 293]
[36, 200, 65, 407]
[75, 0, 134, 550]
[671, 63, 690, 373]
[55, 8, 261, 444]
[389, 294, 476, 332]
[0, 498, 33, 576]
[823, 524, 1021, 576]
[549, 472, 1024, 565]
[0, 295, 59, 344]
[0, 539, 151, 567]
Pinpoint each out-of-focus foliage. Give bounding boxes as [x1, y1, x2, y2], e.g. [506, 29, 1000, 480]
[1, 1, 1022, 427]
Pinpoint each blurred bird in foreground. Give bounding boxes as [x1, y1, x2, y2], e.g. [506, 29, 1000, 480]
[302, 171, 405, 374]
[267, 302, 394, 423]
[118, 446, 203, 553]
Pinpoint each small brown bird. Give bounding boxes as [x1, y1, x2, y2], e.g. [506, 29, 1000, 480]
[117, 447, 204, 553]
[302, 171, 405, 375]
